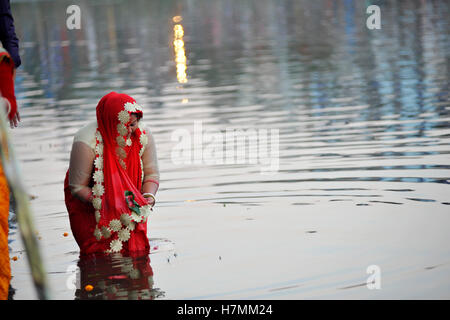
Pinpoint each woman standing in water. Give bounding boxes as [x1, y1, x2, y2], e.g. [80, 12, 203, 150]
[64, 92, 160, 255]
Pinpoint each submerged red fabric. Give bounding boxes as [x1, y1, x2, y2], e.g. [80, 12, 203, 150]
[64, 92, 150, 255]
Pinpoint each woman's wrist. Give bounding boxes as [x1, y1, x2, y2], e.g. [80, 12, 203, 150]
[142, 192, 156, 206]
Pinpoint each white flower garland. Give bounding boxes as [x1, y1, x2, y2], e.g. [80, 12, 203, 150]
[91, 101, 151, 254]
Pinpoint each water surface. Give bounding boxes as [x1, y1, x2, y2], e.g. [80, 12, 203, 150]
[8, 0, 450, 299]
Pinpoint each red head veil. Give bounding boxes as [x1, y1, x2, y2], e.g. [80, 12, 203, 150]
[92, 92, 151, 254]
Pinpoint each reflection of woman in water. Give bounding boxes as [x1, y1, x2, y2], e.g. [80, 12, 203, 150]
[64, 92, 160, 255]
[75, 252, 164, 300]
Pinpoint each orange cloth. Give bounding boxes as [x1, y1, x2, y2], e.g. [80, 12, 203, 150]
[0, 162, 10, 300]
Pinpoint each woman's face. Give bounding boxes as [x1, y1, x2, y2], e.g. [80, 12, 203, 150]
[127, 114, 139, 135]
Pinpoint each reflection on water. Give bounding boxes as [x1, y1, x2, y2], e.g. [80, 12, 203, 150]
[7, 0, 450, 299]
[75, 252, 164, 300]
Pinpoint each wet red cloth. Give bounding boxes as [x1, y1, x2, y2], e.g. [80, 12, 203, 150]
[64, 92, 150, 255]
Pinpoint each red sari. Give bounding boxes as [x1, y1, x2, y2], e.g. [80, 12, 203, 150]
[64, 92, 152, 255]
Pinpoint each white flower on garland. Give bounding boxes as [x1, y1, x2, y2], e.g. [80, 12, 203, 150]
[110, 239, 123, 253]
[95, 143, 103, 155]
[124, 102, 143, 113]
[116, 147, 127, 159]
[116, 135, 126, 147]
[94, 156, 103, 170]
[140, 205, 152, 219]
[101, 226, 111, 238]
[124, 102, 137, 113]
[119, 158, 127, 170]
[127, 221, 136, 231]
[93, 197, 102, 210]
[118, 110, 130, 124]
[139, 133, 148, 147]
[92, 183, 105, 197]
[109, 219, 122, 232]
[95, 130, 103, 142]
[93, 227, 102, 240]
[93, 171, 104, 184]
[117, 123, 127, 136]
[120, 213, 132, 227]
[95, 210, 101, 223]
[118, 228, 130, 242]
[131, 211, 142, 223]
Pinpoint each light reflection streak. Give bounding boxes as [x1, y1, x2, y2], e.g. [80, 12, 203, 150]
[173, 16, 188, 84]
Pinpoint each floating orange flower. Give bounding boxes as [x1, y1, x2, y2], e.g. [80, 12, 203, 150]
[85, 285, 94, 292]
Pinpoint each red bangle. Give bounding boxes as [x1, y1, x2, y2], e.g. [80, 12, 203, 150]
[143, 179, 159, 186]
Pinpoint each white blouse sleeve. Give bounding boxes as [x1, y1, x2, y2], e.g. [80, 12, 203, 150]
[142, 129, 160, 183]
[68, 122, 96, 196]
